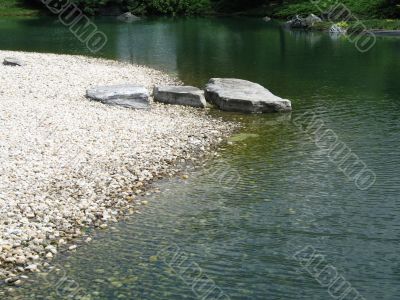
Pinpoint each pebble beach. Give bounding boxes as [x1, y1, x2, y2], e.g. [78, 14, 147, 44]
[0, 51, 237, 284]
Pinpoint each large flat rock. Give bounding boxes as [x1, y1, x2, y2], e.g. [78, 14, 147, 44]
[205, 78, 292, 113]
[86, 84, 149, 109]
[3, 57, 24, 66]
[153, 86, 206, 108]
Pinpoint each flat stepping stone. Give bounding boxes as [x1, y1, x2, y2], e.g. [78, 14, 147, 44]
[205, 78, 292, 113]
[86, 84, 150, 109]
[153, 86, 206, 108]
[3, 57, 24, 66]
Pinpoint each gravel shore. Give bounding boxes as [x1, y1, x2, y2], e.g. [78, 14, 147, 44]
[0, 51, 237, 283]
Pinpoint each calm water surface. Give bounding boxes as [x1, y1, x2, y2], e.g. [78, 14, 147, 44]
[0, 17, 399, 299]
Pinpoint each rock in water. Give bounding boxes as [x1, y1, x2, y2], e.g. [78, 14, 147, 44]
[305, 14, 322, 27]
[117, 12, 141, 22]
[285, 15, 307, 29]
[263, 16, 271, 22]
[205, 78, 292, 113]
[330, 24, 346, 34]
[286, 14, 321, 29]
[153, 86, 206, 108]
[86, 84, 150, 109]
[3, 57, 24, 66]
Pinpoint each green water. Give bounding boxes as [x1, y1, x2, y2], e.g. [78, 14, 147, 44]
[1, 17, 400, 299]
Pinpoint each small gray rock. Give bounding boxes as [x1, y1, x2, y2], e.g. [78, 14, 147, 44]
[3, 57, 24, 66]
[330, 24, 346, 34]
[117, 12, 141, 23]
[263, 16, 271, 22]
[5, 277, 19, 285]
[205, 78, 291, 113]
[305, 14, 322, 27]
[285, 15, 307, 29]
[153, 86, 206, 108]
[86, 84, 150, 109]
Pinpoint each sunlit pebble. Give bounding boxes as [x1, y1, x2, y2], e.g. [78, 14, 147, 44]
[0, 50, 239, 281]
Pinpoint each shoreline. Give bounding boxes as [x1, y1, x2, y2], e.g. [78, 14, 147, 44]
[1, 13, 399, 34]
[0, 50, 239, 285]
[303, 19, 400, 35]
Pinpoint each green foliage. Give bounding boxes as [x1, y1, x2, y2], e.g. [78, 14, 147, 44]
[72, 0, 112, 15]
[8, 0, 400, 18]
[59, 0, 211, 16]
[0, 0, 39, 16]
[336, 21, 349, 28]
[311, 18, 400, 33]
[144, 0, 211, 15]
[211, 0, 265, 13]
[311, 21, 332, 31]
[274, 0, 399, 19]
[274, 2, 322, 18]
[350, 18, 400, 31]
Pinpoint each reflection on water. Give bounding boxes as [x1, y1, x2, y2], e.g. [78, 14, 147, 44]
[1, 17, 400, 96]
[0, 17, 400, 300]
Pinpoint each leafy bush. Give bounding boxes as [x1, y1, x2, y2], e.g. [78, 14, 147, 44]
[62, 0, 211, 15]
[336, 21, 349, 28]
[274, 2, 322, 19]
[21, 0, 400, 17]
[0, 0, 40, 16]
[274, 0, 399, 19]
[75, 0, 112, 15]
[144, 0, 211, 15]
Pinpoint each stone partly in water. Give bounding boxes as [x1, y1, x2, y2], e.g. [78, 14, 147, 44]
[117, 12, 141, 23]
[285, 15, 307, 29]
[153, 86, 207, 108]
[5, 277, 19, 285]
[330, 24, 347, 34]
[305, 14, 322, 27]
[263, 16, 271, 22]
[86, 84, 150, 109]
[286, 14, 321, 29]
[3, 57, 24, 66]
[205, 78, 292, 113]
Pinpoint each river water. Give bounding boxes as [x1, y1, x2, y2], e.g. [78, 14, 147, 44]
[0, 17, 399, 299]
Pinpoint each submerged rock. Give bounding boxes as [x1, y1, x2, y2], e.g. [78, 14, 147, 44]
[228, 133, 260, 143]
[205, 78, 292, 113]
[3, 57, 24, 66]
[86, 84, 150, 109]
[153, 86, 206, 108]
